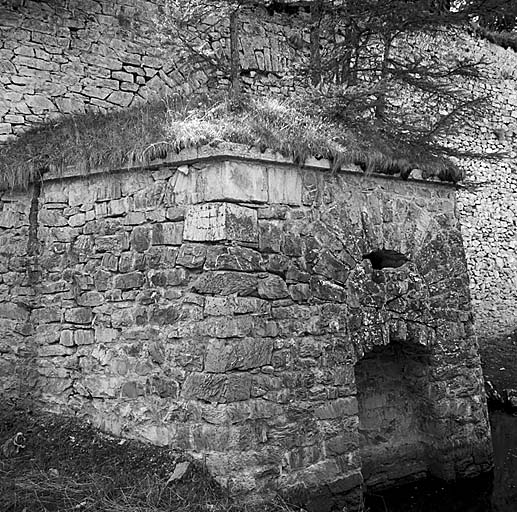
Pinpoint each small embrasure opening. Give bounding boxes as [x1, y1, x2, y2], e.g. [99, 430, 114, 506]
[362, 249, 410, 270]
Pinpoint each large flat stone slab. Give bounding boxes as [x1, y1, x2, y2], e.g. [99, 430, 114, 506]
[268, 166, 302, 205]
[200, 161, 268, 203]
[184, 202, 258, 243]
[168, 161, 268, 204]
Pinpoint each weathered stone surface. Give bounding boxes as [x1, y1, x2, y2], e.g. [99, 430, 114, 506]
[147, 375, 178, 398]
[94, 269, 112, 291]
[75, 330, 94, 345]
[176, 243, 206, 268]
[69, 213, 86, 227]
[184, 203, 258, 243]
[77, 291, 104, 307]
[315, 398, 359, 419]
[0, 302, 29, 321]
[39, 345, 75, 357]
[152, 222, 184, 245]
[198, 161, 268, 203]
[282, 233, 303, 257]
[258, 274, 289, 299]
[64, 307, 93, 324]
[166, 268, 188, 286]
[198, 316, 253, 338]
[268, 167, 302, 205]
[313, 251, 353, 285]
[95, 327, 118, 343]
[289, 283, 311, 302]
[36, 324, 60, 344]
[60, 330, 74, 347]
[150, 305, 180, 325]
[192, 271, 258, 296]
[121, 381, 144, 398]
[182, 372, 252, 403]
[166, 206, 186, 221]
[114, 272, 144, 290]
[205, 338, 273, 372]
[25, 94, 55, 113]
[106, 90, 133, 107]
[205, 246, 264, 272]
[130, 226, 151, 252]
[259, 220, 283, 253]
[310, 277, 346, 302]
[32, 306, 61, 324]
[204, 296, 270, 316]
[95, 233, 129, 252]
[0, 211, 25, 228]
[40, 209, 67, 227]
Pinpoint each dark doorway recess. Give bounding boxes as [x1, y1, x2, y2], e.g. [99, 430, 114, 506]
[355, 341, 432, 490]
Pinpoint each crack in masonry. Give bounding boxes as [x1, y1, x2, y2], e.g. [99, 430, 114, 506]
[27, 177, 42, 267]
[21, 176, 42, 404]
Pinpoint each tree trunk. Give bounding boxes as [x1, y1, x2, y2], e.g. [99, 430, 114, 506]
[229, 7, 241, 100]
[310, 0, 323, 87]
[375, 35, 392, 120]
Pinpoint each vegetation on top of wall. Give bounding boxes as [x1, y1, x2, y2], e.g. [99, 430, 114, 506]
[0, 93, 465, 190]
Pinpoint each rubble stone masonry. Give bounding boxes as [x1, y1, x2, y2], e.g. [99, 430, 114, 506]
[0, 147, 493, 510]
[0, 0, 297, 141]
[1, 1, 516, 343]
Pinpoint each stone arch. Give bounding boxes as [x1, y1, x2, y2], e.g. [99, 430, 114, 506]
[354, 338, 434, 490]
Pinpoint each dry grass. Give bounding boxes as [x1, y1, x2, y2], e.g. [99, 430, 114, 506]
[0, 403, 497, 512]
[0, 404, 298, 512]
[0, 93, 464, 190]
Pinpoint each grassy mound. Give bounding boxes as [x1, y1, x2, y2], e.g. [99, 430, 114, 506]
[0, 93, 462, 190]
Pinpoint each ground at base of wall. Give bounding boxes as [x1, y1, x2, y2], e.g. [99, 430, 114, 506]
[367, 411, 517, 512]
[364, 473, 493, 512]
[1, 404, 506, 512]
[479, 328, 517, 392]
[0, 404, 297, 512]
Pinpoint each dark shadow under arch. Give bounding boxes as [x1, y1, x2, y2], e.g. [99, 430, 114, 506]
[354, 340, 433, 490]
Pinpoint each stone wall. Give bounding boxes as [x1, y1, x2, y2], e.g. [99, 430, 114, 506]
[448, 31, 517, 342]
[0, 0, 297, 141]
[0, 147, 492, 510]
[0, 185, 38, 403]
[1, 1, 516, 343]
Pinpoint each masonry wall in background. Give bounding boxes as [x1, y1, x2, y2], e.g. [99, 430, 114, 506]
[0, 149, 493, 511]
[0, 0, 297, 141]
[447, 31, 517, 341]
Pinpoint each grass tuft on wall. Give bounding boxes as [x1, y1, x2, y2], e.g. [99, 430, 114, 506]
[0, 93, 462, 190]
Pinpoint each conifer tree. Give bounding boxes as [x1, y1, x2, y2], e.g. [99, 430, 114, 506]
[159, 0, 510, 172]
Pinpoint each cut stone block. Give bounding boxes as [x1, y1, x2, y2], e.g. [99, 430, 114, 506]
[168, 161, 268, 205]
[199, 161, 268, 203]
[184, 203, 258, 243]
[268, 167, 302, 205]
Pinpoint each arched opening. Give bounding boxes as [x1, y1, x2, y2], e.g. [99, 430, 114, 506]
[354, 341, 432, 490]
